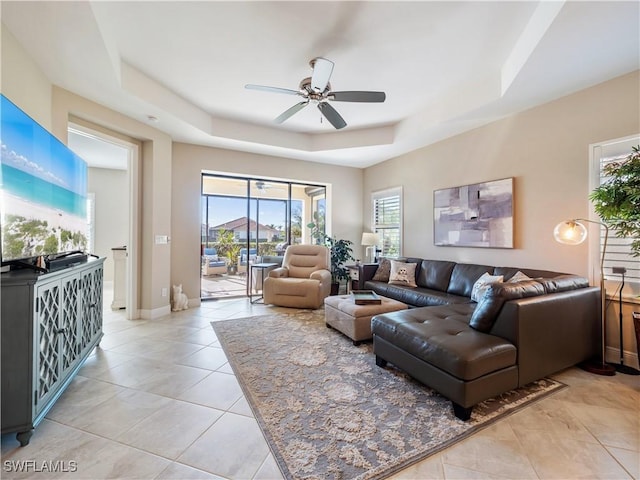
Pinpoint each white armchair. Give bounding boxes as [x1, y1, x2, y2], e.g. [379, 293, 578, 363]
[263, 245, 331, 309]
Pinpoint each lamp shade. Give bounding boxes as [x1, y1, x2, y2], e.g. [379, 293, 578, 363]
[361, 232, 380, 246]
[553, 220, 588, 245]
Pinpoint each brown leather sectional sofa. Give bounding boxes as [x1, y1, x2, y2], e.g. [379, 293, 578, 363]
[359, 259, 600, 420]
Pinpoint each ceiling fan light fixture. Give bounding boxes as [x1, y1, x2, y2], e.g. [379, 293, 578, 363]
[245, 57, 386, 129]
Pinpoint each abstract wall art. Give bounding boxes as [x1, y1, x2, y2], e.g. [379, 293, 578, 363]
[434, 177, 513, 248]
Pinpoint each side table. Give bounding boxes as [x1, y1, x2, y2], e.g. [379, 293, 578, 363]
[249, 262, 278, 303]
[345, 264, 360, 292]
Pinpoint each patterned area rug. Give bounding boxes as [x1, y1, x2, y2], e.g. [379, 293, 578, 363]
[211, 310, 565, 480]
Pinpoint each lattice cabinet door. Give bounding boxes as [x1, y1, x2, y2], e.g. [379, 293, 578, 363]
[34, 279, 62, 415]
[60, 274, 82, 378]
[80, 264, 104, 354]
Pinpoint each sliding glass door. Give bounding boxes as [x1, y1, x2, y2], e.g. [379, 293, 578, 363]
[201, 174, 326, 300]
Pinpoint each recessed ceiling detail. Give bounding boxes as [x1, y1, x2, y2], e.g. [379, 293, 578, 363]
[2, 1, 638, 168]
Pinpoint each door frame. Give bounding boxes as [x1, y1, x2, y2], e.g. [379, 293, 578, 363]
[200, 173, 328, 300]
[68, 122, 141, 319]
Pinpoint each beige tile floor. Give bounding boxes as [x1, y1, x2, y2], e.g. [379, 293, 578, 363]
[2, 297, 638, 479]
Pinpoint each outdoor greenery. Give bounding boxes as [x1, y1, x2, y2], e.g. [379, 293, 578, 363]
[2, 214, 87, 259]
[203, 240, 282, 257]
[307, 222, 354, 284]
[214, 229, 242, 267]
[590, 145, 640, 257]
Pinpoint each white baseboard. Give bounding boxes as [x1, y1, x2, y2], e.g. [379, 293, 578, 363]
[605, 346, 640, 370]
[139, 304, 171, 320]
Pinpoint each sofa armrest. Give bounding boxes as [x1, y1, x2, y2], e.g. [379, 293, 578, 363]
[359, 263, 379, 285]
[490, 286, 600, 386]
[268, 267, 289, 278]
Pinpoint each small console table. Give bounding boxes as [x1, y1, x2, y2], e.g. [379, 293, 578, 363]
[1, 257, 105, 446]
[345, 264, 361, 292]
[249, 262, 279, 303]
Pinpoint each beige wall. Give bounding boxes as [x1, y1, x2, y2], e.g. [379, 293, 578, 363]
[171, 143, 363, 303]
[87, 167, 129, 282]
[1, 25, 52, 131]
[364, 71, 640, 277]
[364, 70, 640, 361]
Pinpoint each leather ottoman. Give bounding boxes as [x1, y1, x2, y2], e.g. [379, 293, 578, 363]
[324, 295, 408, 345]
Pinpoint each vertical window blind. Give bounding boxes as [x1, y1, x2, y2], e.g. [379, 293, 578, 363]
[599, 154, 639, 286]
[372, 187, 402, 258]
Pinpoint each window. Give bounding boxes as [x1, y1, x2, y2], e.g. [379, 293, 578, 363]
[372, 187, 402, 258]
[592, 136, 640, 297]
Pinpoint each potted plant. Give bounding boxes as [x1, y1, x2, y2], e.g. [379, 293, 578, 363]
[215, 229, 241, 275]
[589, 145, 640, 257]
[307, 222, 354, 295]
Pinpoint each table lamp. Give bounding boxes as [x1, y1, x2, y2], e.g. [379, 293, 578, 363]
[553, 218, 616, 376]
[361, 232, 381, 264]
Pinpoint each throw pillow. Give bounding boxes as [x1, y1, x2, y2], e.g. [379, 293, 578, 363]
[388, 260, 417, 287]
[470, 272, 504, 302]
[507, 270, 531, 283]
[372, 258, 392, 282]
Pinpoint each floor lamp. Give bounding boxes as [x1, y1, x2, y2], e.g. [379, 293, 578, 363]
[612, 267, 640, 375]
[554, 219, 616, 376]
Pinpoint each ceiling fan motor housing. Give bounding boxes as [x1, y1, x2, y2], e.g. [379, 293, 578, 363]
[299, 77, 331, 101]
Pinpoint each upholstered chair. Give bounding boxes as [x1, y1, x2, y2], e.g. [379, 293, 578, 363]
[263, 244, 331, 309]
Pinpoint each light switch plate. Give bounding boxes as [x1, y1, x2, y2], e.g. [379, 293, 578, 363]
[155, 235, 168, 245]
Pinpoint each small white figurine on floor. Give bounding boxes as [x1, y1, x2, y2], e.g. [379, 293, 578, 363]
[171, 284, 189, 311]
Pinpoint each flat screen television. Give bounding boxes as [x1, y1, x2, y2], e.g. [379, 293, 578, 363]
[1, 94, 88, 270]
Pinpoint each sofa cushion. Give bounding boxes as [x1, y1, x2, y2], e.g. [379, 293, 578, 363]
[389, 260, 417, 287]
[416, 260, 456, 291]
[447, 263, 494, 297]
[365, 281, 471, 307]
[471, 273, 504, 302]
[371, 305, 517, 381]
[469, 280, 546, 332]
[372, 258, 392, 282]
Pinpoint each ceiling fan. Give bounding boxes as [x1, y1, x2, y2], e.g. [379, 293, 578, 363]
[245, 57, 386, 130]
[254, 181, 284, 192]
[255, 181, 271, 192]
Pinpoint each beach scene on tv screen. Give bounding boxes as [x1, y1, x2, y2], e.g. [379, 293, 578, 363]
[1, 96, 88, 262]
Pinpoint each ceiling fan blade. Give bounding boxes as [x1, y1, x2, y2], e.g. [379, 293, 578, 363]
[245, 84, 300, 96]
[274, 101, 308, 124]
[311, 57, 334, 92]
[318, 102, 347, 130]
[330, 91, 386, 103]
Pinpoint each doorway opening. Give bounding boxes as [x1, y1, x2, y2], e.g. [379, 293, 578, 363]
[200, 174, 326, 300]
[68, 123, 140, 319]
